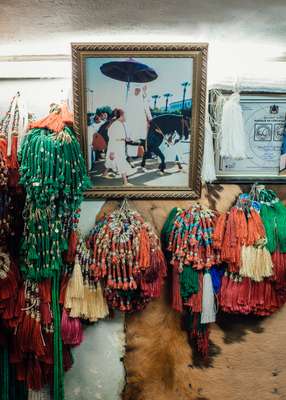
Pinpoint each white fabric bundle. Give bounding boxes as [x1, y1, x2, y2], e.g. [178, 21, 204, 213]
[201, 272, 216, 324]
[201, 112, 216, 183]
[220, 92, 247, 159]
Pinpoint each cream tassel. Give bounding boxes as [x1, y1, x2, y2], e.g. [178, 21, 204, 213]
[87, 285, 99, 322]
[201, 272, 216, 324]
[94, 281, 109, 319]
[69, 256, 84, 299]
[65, 256, 84, 317]
[220, 92, 247, 160]
[240, 245, 273, 282]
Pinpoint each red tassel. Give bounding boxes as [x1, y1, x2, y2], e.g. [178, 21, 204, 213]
[66, 230, 78, 263]
[39, 279, 51, 303]
[9, 333, 23, 363]
[31, 318, 46, 357]
[7, 134, 19, 170]
[59, 273, 70, 305]
[27, 357, 43, 391]
[62, 344, 74, 372]
[172, 265, 183, 312]
[18, 313, 34, 353]
[14, 286, 25, 318]
[40, 302, 52, 325]
[188, 271, 203, 313]
[39, 331, 53, 365]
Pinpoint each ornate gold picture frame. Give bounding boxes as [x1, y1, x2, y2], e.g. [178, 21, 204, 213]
[72, 43, 208, 199]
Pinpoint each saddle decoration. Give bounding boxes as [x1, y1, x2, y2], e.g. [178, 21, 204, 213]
[214, 185, 286, 316]
[87, 199, 167, 312]
[162, 204, 221, 358]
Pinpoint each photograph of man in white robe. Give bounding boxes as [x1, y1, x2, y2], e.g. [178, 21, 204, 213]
[125, 84, 152, 157]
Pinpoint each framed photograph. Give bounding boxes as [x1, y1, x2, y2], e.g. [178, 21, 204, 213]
[72, 43, 208, 199]
[214, 92, 286, 182]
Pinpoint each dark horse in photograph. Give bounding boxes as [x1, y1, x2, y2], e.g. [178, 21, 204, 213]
[141, 114, 190, 172]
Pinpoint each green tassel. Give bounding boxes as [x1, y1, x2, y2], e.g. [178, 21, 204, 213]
[259, 189, 286, 253]
[179, 266, 199, 300]
[19, 126, 90, 280]
[161, 207, 180, 248]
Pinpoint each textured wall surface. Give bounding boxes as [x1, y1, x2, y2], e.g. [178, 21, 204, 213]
[0, 0, 286, 49]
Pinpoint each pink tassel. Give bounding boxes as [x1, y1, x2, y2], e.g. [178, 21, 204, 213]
[61, 308, 83, 346]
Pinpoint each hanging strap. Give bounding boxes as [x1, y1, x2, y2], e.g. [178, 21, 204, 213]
[52, 272, 64, 400]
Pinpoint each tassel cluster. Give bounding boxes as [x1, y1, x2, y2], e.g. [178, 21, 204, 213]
[213, 195, 271, 280]
[18, 103, 90, 280]
[162, 205, 221, 358]
[219, 272, 280, 316]
[215, 189, 286, 315]
[0, 93, 28, 177]
[7, 277, 73, 393]
[63, 238, 109, 322]
[87, 202, 167, 312]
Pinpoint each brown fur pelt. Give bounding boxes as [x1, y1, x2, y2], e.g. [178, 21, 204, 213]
[98, 184, 286, 400]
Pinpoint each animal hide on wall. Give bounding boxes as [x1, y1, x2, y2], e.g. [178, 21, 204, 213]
[99, 185, 286, 400]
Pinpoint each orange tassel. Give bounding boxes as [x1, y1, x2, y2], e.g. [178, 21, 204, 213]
[30, 103, 73, 133]
[0, 137, 7, 161]
[250, 209, 265, 238]
[213, 213, 227, 249]
[138, 228, 151, 268]
[235, 208, 248, 244]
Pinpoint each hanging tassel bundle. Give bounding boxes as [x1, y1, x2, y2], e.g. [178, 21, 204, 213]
[220, 92, 247, 160]
[258, 188, 286, 253]
[0, 93, 29, 187]
[87, 200, 166, 312]
[18, 103, 90, 280]
[63, 236, 109, 322]
[162, 205, 221, 358]
[61, 308, 83, 346]
[256, 188, 286, 302]
[219, 271, 279, 316]
[15, 103, 89, 400]
[216, 187, 286, 316]
[213, 193, 271, 279]
[166, 204, 220, 271]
